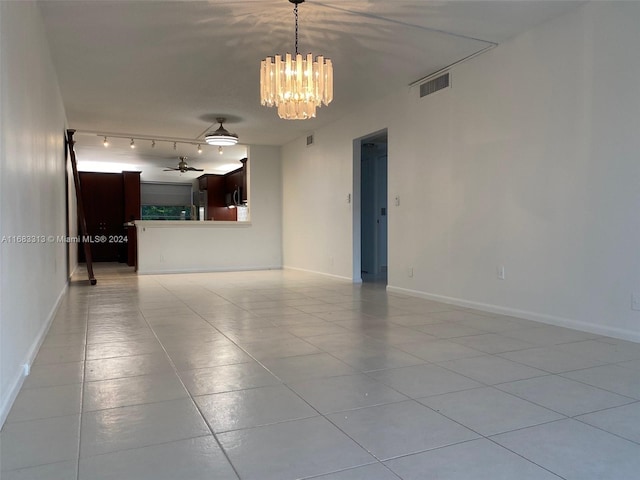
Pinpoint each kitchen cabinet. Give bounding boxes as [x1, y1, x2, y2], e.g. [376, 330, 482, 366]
[198, 157, 247, 221]
[123, 171, 141, 267]
[78, 171, 140, 264]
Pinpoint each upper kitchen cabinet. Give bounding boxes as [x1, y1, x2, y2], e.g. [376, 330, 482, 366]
[198, 157, 248, 221]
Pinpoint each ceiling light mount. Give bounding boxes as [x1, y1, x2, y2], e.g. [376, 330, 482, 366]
[260, 0, 333, 120]
[205, 117, 239, 146]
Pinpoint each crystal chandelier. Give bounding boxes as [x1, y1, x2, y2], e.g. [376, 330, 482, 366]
[260, 0, 333, 120]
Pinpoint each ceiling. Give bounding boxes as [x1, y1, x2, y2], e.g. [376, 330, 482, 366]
[39, 0, 582, 182]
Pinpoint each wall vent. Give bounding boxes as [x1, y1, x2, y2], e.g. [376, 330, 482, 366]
[420, 72, 450, 98]
[306, 134, 314, 146]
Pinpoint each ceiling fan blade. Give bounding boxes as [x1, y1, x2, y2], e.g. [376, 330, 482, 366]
[186, 167, 204, 171]
[163, 167, 179, 171]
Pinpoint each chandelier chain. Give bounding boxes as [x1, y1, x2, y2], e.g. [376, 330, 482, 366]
[294, 3, 299, 55]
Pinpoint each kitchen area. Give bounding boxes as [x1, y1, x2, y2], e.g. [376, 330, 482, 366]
[73, 134, 282, 276]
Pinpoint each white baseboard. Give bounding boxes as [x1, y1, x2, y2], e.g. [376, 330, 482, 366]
[137, 265, 282, 275]
[387, 285, 640, 343]
[283, 265, 356, 283]
[0, 284, 68, 428]
[70, 262, 80, 278]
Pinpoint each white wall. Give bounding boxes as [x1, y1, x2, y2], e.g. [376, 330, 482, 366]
[137, 145, 282, 274]
[282, 2, 640, 341]
[283, 125, 378, 280]
[0, 2, 68, 426]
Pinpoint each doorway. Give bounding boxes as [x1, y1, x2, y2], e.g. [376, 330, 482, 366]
[359, 131, 388, 284]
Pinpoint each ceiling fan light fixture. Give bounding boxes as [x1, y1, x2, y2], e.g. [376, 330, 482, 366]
[163, 156, 204, 173]
[205, 118, 238, 146]
[103, 136, 109, 147]
[260, 0, 333, 120]
[129, 138, 135, 149]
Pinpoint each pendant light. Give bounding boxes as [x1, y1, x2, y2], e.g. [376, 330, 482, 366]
[204, 118, 239, 146]
[260, 0, 333, 120]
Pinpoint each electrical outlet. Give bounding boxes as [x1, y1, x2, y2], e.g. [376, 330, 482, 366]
[497, 266, 505, 280]
[632, 294, 640, 311]
[408, 267, 414, 278]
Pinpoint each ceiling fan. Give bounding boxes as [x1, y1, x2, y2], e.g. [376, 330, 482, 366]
[163, 156, 203, 173]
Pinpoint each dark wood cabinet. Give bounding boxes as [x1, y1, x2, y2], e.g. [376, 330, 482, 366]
[78, 171, 140, 264]
[123, 171, 141, 223]
[198, 157, 247, 221]
[123, 171, 141, 267]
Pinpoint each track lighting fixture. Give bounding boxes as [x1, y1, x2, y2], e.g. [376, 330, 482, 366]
[93, 133, 237, 154]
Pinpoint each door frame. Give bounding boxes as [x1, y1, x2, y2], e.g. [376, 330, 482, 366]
[352, 128, 388, 283]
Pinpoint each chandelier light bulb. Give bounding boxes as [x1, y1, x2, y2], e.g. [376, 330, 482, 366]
[103, 136, 109, 147]
[218, 146, 223, 155]
[130, 138, 135, 149]
[197, 144, 202, 154]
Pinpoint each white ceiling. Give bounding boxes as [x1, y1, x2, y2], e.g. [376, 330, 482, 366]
[39, 0, 582, 181]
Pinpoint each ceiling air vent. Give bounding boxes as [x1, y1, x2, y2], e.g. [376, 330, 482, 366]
[420, 72, 450, 98]
[306, 134, 314, 146]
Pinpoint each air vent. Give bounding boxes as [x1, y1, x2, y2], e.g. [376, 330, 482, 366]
[420, 73, 450, 98]
[306, 134, 314, 146]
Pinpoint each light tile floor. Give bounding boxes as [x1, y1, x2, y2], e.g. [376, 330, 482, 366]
[2, 264, 640, 479]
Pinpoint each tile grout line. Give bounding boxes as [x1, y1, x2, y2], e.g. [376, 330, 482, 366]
[74, 298, 91, 480]
[137, 281, 244, 480]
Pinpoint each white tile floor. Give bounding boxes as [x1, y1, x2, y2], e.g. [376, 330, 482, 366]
[2, 264, 640, 479]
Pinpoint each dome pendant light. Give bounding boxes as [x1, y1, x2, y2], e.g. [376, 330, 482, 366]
[260, 0, 333, 120]
[204, 118, 238, 146]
